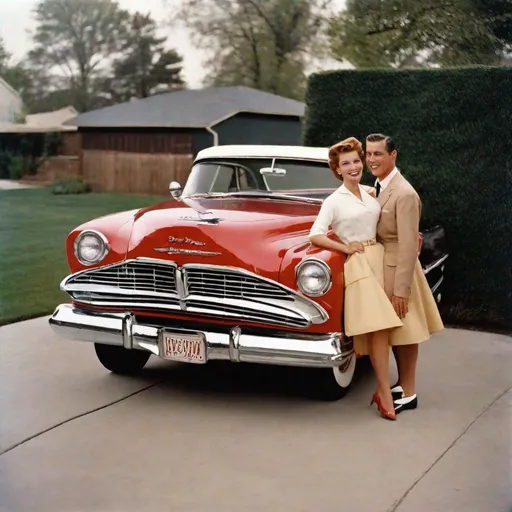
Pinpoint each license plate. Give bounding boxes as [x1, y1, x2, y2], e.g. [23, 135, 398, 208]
[159, 331, 206, 364]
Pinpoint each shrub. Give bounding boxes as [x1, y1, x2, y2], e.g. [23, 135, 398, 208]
[8, 156, 26, 180]
[50, 178, 91, 195]
[0, 132, 63, 178]
[0, 151, 13, 179]
[303, 66, 512, 329]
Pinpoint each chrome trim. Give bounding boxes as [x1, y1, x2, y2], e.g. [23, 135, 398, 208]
[49, 304, 353, 369]
[169, 181, 182, 199]
[177, 216, 223, 225]
[260, 158, 287, 176]
[229, 326, 241, 362]
[295, 258, 332, 297]
[185, 295, 313, 328]
[205, 192, 322, 204]
[155, 247, 223, 256]
[184, 263, 293, 299]
[423, 254, 449, 275]
[74, 230, 110, 267]
[175, 267, 187, 310]
[61, 258, 329, 328]
[260, 167, 287, 176]
[122, 312, 133, 349]
[170, 179, 223, 224]
[430, 275, 444, 294]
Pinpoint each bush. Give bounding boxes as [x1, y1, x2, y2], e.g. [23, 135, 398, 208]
[0, 132, 63, 178]
[303, 66, 512, 329]
[0, 151, 13, 179]
[0, 152, 29, 180]
[8, 156, 26, 180]
[50, 178, 91, 195]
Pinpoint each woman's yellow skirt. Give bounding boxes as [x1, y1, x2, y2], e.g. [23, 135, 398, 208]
[345, 242, 444, 356]
[344, 243, 403, 355]
[384, 259, 444, 347]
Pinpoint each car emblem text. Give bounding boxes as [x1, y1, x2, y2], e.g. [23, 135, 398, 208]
[154, 236, 222, 256]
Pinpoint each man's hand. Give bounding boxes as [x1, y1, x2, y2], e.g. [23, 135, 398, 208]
[392, 295, 409, 319]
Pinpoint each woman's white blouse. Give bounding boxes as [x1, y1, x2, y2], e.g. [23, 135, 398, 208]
[309, 184, 382, 244]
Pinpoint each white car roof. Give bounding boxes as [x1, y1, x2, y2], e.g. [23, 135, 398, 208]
[194, 144, 329, 163]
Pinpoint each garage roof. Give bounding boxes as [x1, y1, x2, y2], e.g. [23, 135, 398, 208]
[66, 86, 305, 129]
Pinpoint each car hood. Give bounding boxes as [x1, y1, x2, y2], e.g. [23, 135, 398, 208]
[126, 197, 321, 278]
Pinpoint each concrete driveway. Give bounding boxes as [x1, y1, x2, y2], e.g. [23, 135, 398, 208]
[1, 317, 511, 512]
[0, 179, 42, 190]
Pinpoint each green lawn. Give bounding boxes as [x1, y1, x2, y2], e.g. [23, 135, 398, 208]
[0, 188, 167, 326]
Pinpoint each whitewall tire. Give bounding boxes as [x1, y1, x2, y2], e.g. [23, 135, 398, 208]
[308, 354, 357, 401]
[332, 353, 357, 389]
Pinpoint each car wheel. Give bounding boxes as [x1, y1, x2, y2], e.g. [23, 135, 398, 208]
[309, 353, 357, 401]
[94, 343, 151, 374]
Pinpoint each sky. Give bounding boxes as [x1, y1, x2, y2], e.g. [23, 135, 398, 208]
[0, 0, 347, 89]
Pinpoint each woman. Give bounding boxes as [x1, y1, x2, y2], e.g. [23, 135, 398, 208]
[308, 137, 403, 420]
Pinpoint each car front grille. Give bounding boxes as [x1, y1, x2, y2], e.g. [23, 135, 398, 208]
[185, 267, 291, 301]
[62, 258, 327, 328]
[69, 260, 177, 295]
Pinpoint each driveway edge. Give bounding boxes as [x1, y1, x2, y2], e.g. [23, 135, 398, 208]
[388, 384, 512, 512]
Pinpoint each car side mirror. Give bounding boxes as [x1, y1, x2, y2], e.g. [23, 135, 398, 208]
[169, 181, 182, 200]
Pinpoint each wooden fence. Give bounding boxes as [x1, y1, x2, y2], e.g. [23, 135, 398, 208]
[82, 150, 194, 195]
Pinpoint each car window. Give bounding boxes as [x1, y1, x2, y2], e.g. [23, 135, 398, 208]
[264, 160, 340, 191]
[183, 158, 338, 199]
[209, 165, 236, 193]
[237, 167, 260, 190]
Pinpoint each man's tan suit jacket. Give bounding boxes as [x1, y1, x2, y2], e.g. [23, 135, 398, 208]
[377, 171, 421, 299]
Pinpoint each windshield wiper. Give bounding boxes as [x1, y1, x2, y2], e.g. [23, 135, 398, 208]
[224, 191, 321, 203]
[187, 191, 321, 203]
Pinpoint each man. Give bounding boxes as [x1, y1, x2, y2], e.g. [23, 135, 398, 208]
[365, 133, 444, 413]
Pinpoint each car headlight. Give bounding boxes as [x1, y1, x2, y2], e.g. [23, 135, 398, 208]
[296, 259, 331, 297]
[74, 230, 109, 266]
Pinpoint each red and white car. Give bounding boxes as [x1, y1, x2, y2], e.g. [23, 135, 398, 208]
[49, 145, 447, 400]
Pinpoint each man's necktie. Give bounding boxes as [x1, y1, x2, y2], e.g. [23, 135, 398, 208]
[375, 182, 381, 197]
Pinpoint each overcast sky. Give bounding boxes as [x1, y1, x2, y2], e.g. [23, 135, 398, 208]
[0, 0, 347, 89]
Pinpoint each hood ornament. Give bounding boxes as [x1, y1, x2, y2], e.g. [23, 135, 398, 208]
[154, 235, 222, 257]
[169, 181, 223, 225]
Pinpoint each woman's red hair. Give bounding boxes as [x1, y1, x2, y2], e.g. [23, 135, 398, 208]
[328, 137, 364, 180]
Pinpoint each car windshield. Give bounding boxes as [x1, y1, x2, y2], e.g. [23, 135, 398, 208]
[182, 158, 340, 200]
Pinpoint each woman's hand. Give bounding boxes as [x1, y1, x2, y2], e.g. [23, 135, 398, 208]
[309, 235, 364, 256]
[346, 242, 365, 255]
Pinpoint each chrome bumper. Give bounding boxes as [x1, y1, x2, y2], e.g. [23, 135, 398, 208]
[48, 304, 353, 369]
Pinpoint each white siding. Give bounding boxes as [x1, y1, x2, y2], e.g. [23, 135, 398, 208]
[0, 78, 23, 123]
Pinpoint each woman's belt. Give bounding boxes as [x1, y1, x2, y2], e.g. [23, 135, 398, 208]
[360, 238, 377, 246]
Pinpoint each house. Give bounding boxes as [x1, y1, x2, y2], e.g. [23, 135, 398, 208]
[24, 106, 79, 130]
[67, 85, 305, 153]
[0, 106, 80, 184]
[65, 86, 306, 194]
[0, 77, 23, 123]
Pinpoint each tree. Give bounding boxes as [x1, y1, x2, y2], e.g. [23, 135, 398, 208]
[0, 38, 9, 68]
[0, 38, 35, 113]
[327, 0, 512, 69]
[175, 0, 332, 100]
[442, 0, 512, 65]
[104, 12, 185, 103]
[28, 0, 131, 112]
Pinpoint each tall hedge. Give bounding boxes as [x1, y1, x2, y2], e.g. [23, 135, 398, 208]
[303, 66, 512, 329]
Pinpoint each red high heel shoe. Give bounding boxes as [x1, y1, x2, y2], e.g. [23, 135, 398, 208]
[370, 392, 396, 421]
